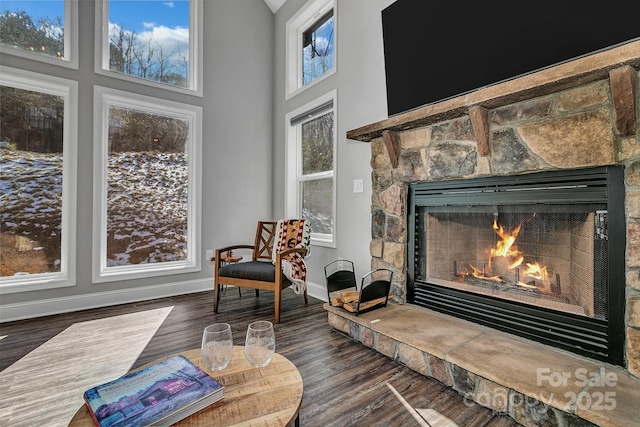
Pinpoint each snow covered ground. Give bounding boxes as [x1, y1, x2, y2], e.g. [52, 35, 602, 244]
[1, 150, 187, 275]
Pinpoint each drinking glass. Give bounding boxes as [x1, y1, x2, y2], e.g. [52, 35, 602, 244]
[244, 320, 275, 368]
[201, 323, 233, 371]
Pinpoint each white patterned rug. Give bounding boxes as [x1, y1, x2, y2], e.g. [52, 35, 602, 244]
[0, 307, 173, 427]
[387, 382, 459, 427]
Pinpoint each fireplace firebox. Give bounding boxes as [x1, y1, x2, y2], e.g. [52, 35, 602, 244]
[407, 166, 625, 365]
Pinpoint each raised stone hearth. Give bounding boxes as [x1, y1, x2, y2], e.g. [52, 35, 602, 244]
[340, 40, 640, 427]
[325, 302, 640, 427]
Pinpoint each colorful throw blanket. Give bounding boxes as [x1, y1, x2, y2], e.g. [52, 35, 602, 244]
[272, 219, 311, 294]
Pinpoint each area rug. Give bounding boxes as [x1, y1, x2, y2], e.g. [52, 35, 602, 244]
[387, 382, 459, 427]
[0, 307, 172, 427]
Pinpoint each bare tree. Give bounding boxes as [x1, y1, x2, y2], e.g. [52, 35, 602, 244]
[109, 24, 137, 75]
[133, 38, 156, 79]
[153, 43, 175, 83]
[107, 22, 189, 88]
[176, 51, 189, 85]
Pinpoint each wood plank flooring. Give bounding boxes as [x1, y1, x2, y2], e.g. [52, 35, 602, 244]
[0, 289, 522, 426]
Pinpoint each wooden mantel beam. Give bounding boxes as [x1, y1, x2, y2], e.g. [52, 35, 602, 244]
[382, 130, 400, 168]
[469, 106, 490, 156]
[610, 65, 637, 136]
[346, 40, 640, 142]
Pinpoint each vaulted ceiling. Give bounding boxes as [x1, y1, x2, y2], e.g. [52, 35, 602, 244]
[263, 0, 285, 13]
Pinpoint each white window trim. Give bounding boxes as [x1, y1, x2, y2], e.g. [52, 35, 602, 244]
[285, 90, 337, 247]
[94, 0, 203, 97]
[285, 0, 336, 100]
[0, 66, 78, 294]
[0, 0, 79, 69]
[92, 86, 202, 283]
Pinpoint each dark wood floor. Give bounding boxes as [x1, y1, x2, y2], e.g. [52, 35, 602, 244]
[0, 288, 522, 426]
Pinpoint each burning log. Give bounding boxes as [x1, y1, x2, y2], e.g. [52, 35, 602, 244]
[452, 218, 564, 297]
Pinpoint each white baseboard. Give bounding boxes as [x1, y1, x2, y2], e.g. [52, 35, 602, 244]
[1, 279, 329, 323]
[0, 279, 212, 323]
[306, 280, 327, 302]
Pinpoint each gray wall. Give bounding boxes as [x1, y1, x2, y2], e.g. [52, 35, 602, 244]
[272, 0, 394, 290]
[1, 0, 395, 320]
[1, 0, 275, 320]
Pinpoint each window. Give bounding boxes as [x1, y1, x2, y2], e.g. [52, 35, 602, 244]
[285, 91, 336, 246]
[93, 86, 202, 282]
[302, 10, 334, 86]
[0, 0, 78, 69]
[95, 0, 203, 96]
[286, 0, 335, 98]
[0, 66, 78, 293]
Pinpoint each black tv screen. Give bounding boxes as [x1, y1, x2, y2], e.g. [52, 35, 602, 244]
[382, 0, 640, 117]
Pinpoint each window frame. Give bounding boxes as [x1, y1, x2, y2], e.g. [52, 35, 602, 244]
[92, 86, 202, 283]
[285, 0, 336, 100]
[285, 90, 337, 247]
[0, 0, 79, 69]
[94, 0, 203, 97]
[0, 66, 78, 294]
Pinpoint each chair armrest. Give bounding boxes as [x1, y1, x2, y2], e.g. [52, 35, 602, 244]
[214, 245, 254, 264]
[274, 247, 308, 266]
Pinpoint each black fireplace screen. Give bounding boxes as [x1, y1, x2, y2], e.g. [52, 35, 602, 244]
[408, 166, 625, 365]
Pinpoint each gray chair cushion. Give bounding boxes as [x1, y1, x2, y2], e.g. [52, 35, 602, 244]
[219, 261, 287, 282]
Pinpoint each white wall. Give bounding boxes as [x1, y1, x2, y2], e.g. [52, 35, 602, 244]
[272, 0, 395, 292]
[1, 0, 397, 320]
[0, 0, 275, 321]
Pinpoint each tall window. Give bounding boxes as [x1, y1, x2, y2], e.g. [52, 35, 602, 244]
[93, 87, 202, 282]
[0, 66, 78, 293]
[96, 0, 202, 95]
[302, 10, 334, 86]
[0, 0, 78, 68]
[286, 91, 336, 246]
[286, 0, 335, 98]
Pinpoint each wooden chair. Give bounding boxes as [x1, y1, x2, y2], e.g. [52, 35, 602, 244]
[213, 221, 309, 324]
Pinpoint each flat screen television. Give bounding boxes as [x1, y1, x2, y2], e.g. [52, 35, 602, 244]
[382, 1, 640, 117]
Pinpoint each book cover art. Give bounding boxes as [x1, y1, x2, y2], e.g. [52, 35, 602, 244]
[84, 355, 223, 427]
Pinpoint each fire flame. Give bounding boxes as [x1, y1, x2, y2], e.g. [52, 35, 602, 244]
[467, 219, 551, 292]
[488, 219, 523, 270]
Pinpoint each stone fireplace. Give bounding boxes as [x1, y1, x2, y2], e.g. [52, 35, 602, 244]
[339, 39, 640, 424]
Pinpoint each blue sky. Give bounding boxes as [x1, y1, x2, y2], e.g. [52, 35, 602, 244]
[1, 1, 189, 33]
[109, 1, 189, 33]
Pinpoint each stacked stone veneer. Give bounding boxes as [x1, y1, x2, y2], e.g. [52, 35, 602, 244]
[326, 305, 612, 426]
[367, 73, 640, 379]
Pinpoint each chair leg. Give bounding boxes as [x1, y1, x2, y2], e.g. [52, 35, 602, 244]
[213, 282, 220, 313]
[274, 286, 281, 324]
[303, 288, 308, 305]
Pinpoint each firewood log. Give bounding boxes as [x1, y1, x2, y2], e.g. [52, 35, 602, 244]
[339, 290, 360, 303]
[342, 295, 392, 313]
[330, 296, 344, 306]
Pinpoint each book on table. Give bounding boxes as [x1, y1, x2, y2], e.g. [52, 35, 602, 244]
[83, 355, 224, 427]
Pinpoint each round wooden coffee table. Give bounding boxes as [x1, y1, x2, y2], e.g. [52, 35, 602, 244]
[69, 346, 303, 426]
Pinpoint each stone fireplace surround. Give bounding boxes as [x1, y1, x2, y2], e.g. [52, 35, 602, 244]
[330, 40, 640, 426]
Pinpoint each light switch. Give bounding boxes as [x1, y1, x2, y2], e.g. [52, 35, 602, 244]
[353, 179, 363, 193]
